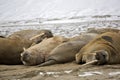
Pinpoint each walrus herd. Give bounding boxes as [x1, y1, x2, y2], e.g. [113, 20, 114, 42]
[0, 28, 120, 67]
[0, 30, 53, 64]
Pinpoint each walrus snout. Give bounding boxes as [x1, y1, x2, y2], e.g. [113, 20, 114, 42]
[76, 52, 98, 65]
[21, 51, 31, 65]
[95, 50, 108, 65]
[82, 50, 108, 65]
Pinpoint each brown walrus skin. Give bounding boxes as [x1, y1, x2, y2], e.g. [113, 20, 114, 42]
[21, 36, 68, 66]
[38, 41, 86, 66]
[37, 33, 98, 66]
[0, 38, 32, 64]
[76, 32, 120, 65]
[0, 29, 53, 64]
[8, 29, 53, 44]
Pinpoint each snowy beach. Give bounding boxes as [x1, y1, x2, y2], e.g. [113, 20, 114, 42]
[0, 0, 120, 80]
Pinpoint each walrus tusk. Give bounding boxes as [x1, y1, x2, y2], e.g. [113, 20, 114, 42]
[82, 60, 98, 66]
[21, 53, 23, 57]
[23, 47, 26, 51]
[37, 60, 57, 67]
[30, 33, 45, 41]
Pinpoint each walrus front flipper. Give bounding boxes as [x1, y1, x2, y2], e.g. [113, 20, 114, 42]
[37, 60, 57, 67]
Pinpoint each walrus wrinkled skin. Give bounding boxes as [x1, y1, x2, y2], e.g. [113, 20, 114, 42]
[8, 29, 53, 44]
[21, 36, 68, 66]
[38, 41, 86, 66]
[37, 33, 99, 66]
[76, 32, 120, 65]
[0, 29, 53, 64]
[0, 38, 32, 64]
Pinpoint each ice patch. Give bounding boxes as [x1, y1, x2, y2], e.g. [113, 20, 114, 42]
[64, 70, 73, 74]
[78, 71, 103, 77]
[39, 71, 61, 77]
[46, 72, 61, 75]
[39, 72, 45, 76]
[109, 72, 120, 76]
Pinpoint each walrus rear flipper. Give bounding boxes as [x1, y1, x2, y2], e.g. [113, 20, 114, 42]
[37, 60, 57, 67]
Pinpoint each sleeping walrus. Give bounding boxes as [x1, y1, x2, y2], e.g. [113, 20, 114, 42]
[76, 32, 120, 65]
[0, 38, 32, 64]
[21, 32, 98, 66]
[21, 36, 68, 66]
[37, 41, 86, 66]
[8, 29, 53, 44]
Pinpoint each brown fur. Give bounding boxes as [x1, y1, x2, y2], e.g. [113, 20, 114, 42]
[8, 29, 53, 44]
[38, 41, 86, 66]
[0, 29, 53, 64]
[76, 32, 120, 65]
[0, 38, 32, 64]
[21, 36, 68, 66]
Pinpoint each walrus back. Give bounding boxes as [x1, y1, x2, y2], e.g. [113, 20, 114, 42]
[0, 38, 32, 64]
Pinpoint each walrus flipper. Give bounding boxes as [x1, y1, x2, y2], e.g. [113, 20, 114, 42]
[37, 59, 57, 67]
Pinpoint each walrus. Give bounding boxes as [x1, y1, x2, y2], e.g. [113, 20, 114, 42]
[8, 29, 53, 44]
[76, 32, 120, 65]
[0, 38, 32, 64]
[37, 41, 86, 66]
[21, 36, 68, 66]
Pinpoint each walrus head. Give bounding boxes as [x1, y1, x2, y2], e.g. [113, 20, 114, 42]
[21, 48, 45, 66]
[30, 30, 53, 44]
[95, 50, 109, 65]
[76, 50, 109, 65]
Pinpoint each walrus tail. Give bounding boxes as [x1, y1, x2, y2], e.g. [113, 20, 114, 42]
[37, 60, 57, 67]
[82, 60, 98, 67]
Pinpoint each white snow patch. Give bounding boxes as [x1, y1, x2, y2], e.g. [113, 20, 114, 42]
[46, 72, 61, 75]
[64, 70, 73, 74]
[109, 72, 120, 76]
[39, 71, 61, 77]
[39, 72, 45, 76]
[78, 71, 103, 77]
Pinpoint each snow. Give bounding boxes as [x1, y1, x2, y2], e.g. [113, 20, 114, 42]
[78, 71, 103, 77]
[0, 0, 120, 22]
[109, 72, 120, 76]
[0, 20, 120, 38]
[0, 0, 120, 38]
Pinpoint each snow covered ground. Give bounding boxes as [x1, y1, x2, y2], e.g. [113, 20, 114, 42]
[0, 20, 120, 38]
[0, 0, 120, 22]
